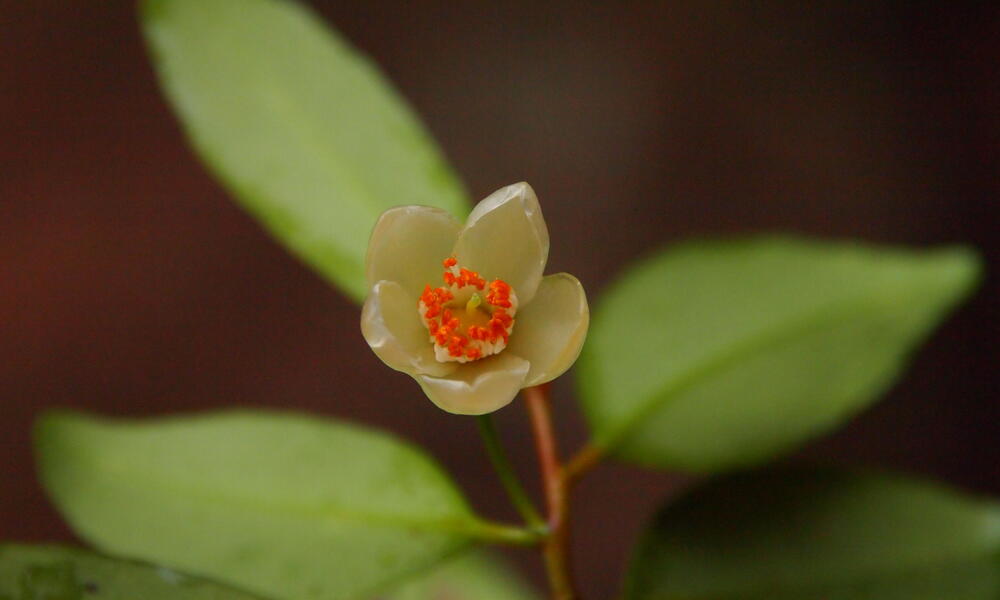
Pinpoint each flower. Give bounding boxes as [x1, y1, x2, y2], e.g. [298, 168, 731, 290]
[361, 182, 589, 415]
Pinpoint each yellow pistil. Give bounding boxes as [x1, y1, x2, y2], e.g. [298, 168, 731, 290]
[466, 292, 483, 316]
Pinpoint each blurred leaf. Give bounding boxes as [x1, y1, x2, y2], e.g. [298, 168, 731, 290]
[35, 410, 484, 600]
[141, 0, 469, 302]
[625, 468, 1000, 599]
[578, 237, 980, 471]
[382, 551, 540, 600]
[0, 544, 261, 599]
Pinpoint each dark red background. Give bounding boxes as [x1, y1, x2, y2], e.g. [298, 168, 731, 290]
[3, 2, 998, 597]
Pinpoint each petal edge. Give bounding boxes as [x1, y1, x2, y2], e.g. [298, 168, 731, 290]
[506, 273, 589, 386]
[361, 280, 456, 378]
[452, 183, 549, 304]
[366, 205, 462, 295]
[415, 353, 530, 415]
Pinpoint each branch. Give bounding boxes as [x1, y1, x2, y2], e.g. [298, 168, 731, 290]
[524, 384, 577, 600]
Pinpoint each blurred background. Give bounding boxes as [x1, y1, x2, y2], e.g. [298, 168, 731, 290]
[2, 2, 997, 597]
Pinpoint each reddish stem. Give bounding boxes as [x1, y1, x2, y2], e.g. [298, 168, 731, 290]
[524, 384, 577, 600]
[563, 442, 604, 486]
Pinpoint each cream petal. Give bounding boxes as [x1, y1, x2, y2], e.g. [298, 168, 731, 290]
[452, 182, 549, 304]
[505, 273, 589, 386]
[366, 205, 462, 295]
[361, 280, 456, 378]
[415, 353, 530, 415]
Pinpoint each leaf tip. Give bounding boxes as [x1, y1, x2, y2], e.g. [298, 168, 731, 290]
[935, 244, 984, 296]
[33, 408, 70, 450]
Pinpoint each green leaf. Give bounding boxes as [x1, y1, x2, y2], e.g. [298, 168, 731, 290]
[35, 410, 486, 600]
[141, 0, 469, 302]
[578, 237, 980, 471]
[383, 551, 540, 600]
[625, 468, 1000, 599]
[0, 544, 261, 599]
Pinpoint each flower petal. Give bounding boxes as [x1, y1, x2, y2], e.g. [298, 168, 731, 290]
[361, 280, 456, 378]
[366, 205, 463, 295]
[452, 182, 549, 304]
[415, 353, 530, 415]
[506, 273, 589, 386]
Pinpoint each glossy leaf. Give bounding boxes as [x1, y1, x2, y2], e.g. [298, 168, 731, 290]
[0, 544, 261, 599]
[35, 410, 483, 600]
[578, 237, 980, 471]
[625, 468, 1000, 599]
[384, 551, 540, 600]
[141, 0, 469, 302]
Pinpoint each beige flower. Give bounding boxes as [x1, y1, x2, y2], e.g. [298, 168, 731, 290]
[361, 183, 589, 415]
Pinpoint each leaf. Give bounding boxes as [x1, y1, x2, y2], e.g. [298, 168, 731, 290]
[0, 545, 536, 600]
[141, 0, 469, 302]
[577, 237, 981, 471]
[0, 544, 261, 599]
[625, 468, 1000, 599]
[383, 551, 540, 600]
[35, 410, 486, 600]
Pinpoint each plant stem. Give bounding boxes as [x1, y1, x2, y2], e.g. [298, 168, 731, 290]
[524, 384, 578, 600]
[476, 414, 546, 531]
[467, 518, 544, 546]
[564, 442, 604, 485]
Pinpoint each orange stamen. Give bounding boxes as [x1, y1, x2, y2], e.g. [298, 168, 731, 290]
[486, 279, 512, 308]
[419, 257, 517, 362]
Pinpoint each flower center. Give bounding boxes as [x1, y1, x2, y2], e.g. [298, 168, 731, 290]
[418, 257, 518, 363]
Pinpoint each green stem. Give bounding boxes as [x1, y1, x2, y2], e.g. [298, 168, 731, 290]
[476, 414, 547, 531]
[467, 518, 544, 546]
